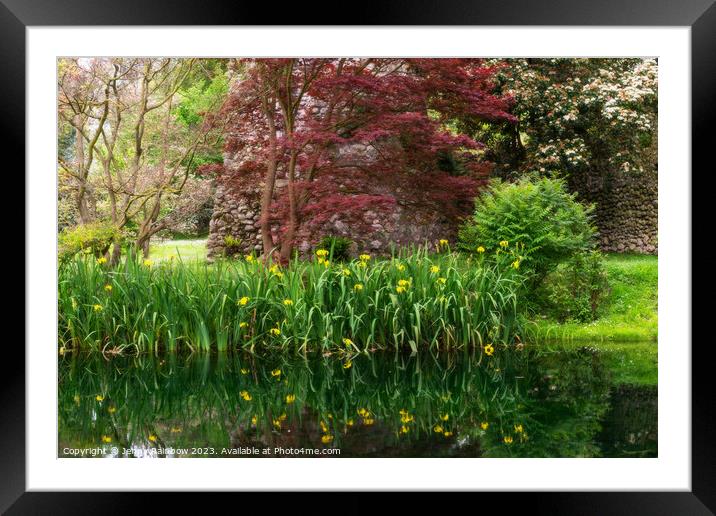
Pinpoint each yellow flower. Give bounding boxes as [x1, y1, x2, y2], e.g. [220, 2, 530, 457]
[93, 304, 103, 312]
[274, 271, 284, 278]
[322, 260, 331, 268]
[439, 239, 449, 246]
[484, 344, 495, 356]
[443, 431, 453, 437]
[342, 268, 351, 276]
[441, 414, 449, 421]
[95, 395, 104, 402]
[270, 328, 281, 336]
[357, 408, 369, 417]
[104, 284, 113, 292]
[101, 435, 112, 443]
[400, 414, 414, 423]
[286, 394, 296, 404]
[477, 246, 485, 253]
[148, 434, 157, 442]
[108, 406, 116, 414]
[273, 419, 282, 429]
[354, 283, 363, 291]
[397, 279, 411, 287]
[436, 277, 447, 285]
[514, 424, 524, 433]
[499, 240, 509, 248]
[503, 435, 513, 444]
[433, 425, 444, 433]
[343, 338, 354, 347]
[143, 259, 153, 267]
[96, 257, 108, 264]
[283, 299, 293, 306]
[396, 286, 406, 294]
[271, 368, 282, 377]
[343, 361, 352, 369]
[320, 420, 329, 432]
[245, 254, 254, 262]
[480, 422, 489, 430]
[321, 434, 334, 444]
[251, 415, 257, 425]
[400, 425, 410, 434]
[316, 249, 329, 257]
[396, 263, 405, 272]
[240, 390, 252, 401]
[317, 257, 325, 265]
[359, 254, 371, 262]
[238, 296, 250, 306]
[512, 259, 520, 269]
[240, 368, 249, 374]
[358, 261, 367, 268]
[239, 322, 248, 328]
[430, 265, 440, 273]
[171, 427, 182, 433]
[279, 413, 287, 421]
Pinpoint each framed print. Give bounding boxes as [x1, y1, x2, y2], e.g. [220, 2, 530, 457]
[7, 0, 713, 512]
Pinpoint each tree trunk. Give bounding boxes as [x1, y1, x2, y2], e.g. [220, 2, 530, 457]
[258, 96, 279, 261]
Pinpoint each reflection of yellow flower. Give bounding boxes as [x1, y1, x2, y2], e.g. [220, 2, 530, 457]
[273, 419, 282, 429]
[240, 368, 249, 374]
[433, 425, 443, 433]
[503, 435, 513, 444]
[357, 408, 370, 417]
[93, 304, 103, 312]
[95, 395, 104, 402]
[270, 328, 281, 336]
[320, 420, 329, 432]
[354, 283, 363, 291]
[343, 338, 354, 347]
[73, 395, 80, 404]
[108, 406, 117, 414]
[343, 361, 352, 369]
[283, 299, 293, 306]
[514, 424, 524, 433]
[101, 435, 112, 443]
[400, 425, 410, 434]
[286, 394, 296, 404]
[104, 284, 113, 292]
[499, 240, 509, 248]
[484, 344, 495, 356]
[477, 246, 485, 253]
[271, 368, 282, 377]
[441, 414, 449, 421]
[363, 418, 374, 426]
[443, 431, 453, 437]
[238, 296, 250, 306]
[480, 422, 489, 430]
[321, 434, 334, 444]
[430, 265, 440, 273]
[251, 415, 257, 425]
[400, 413, 414, 423]
[97, 257, 108, 264]
[239, 322, 248, 328]
[346, 418, 354, 427]
[240, 390, 252, 401]
[148, 434, 157, 442]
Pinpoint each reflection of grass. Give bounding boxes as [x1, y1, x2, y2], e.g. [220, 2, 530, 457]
[527, 254, 657, 342]
[149, 239, 207, 262]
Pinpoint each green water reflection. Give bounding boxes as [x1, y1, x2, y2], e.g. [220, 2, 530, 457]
[58, 347, 656, 458]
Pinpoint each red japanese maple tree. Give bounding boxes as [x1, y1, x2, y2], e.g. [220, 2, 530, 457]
[214, 58, 516, 261]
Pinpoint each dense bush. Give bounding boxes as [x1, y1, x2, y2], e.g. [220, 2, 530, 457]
[58, 221, 123, 263]
[316, 236, 354, 262]
[458, 176, 597, 282]
[533, 251, 610, 322]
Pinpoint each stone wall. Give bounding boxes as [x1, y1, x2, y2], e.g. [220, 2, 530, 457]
[569, 169, 658, 254]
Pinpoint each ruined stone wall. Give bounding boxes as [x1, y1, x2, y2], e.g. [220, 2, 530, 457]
[569, 169, 658, 254]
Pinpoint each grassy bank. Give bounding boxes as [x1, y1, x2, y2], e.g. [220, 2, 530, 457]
[526, 254, 657, 343]
[149, 238, 208, 262]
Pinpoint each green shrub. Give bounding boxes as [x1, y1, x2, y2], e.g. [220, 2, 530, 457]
[58, 221, 123, 263]
[223, 234, 242, 256]
[533, 251, 611, 322]
[316, 235, 354, 262]
[458, 176, 597, 282]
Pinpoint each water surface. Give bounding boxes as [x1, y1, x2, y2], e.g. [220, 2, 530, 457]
[58, 346, 656, 458]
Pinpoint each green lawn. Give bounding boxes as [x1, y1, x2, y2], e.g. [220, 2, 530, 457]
[149, 238, 208, 262]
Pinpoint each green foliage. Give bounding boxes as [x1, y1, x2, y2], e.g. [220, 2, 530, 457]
[534, 251, 610, 323]
[223, 235, 242, 256]
[174, 70, 228, 127]
[58, 248, 525, 353]
[316, 235, 354, 262]
[458, 176, 597, 282]
[58, 222, 123, 263]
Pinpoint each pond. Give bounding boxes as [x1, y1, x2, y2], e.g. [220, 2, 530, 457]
[58, 346, 656, 458]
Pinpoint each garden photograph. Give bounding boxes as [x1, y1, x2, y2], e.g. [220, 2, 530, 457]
[57, 57, 658, 459]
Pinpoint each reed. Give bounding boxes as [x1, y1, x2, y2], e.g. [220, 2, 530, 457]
[58, 246, 526, 354]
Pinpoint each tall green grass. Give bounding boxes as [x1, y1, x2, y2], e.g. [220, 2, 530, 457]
[58, 247, 525, 354]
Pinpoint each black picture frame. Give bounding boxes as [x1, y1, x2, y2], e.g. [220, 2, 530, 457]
[6, 0, 712, 512]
